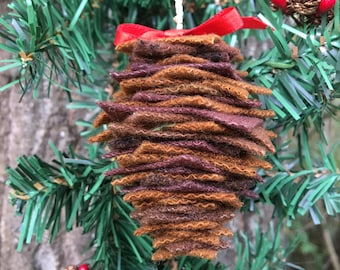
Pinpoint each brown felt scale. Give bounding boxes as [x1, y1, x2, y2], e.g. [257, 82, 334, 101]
[89, 34, 276, 261]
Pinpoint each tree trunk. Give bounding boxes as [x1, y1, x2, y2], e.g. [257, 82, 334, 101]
[0, 2, 91, 268]
[0, 69, 92, 270]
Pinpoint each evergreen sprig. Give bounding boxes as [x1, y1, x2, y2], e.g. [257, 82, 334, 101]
[6, 144, 302, 269]
[6, 145, 301, 269]
[256, 141, 340, 224]
[0, 0, 113, 99]
[233, 222, 302, 270]
[6, 143, 154, 269]
[3, 0, 340, 269]
[0, 0, 178, 99]
[233, 0, 340, 224]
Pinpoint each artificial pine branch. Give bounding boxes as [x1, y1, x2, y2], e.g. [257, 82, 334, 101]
[2, 0, 339, 269]
[237, 0, 340, 223]
[0, 0, 112, 99]
[6, 144, 154, 269]
[0, 0, 177, 99]
[234, 222, 302, 270]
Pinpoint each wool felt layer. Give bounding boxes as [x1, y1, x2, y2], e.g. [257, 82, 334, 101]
[133, 220, 222, 235]
[131, 92, 263, 108]
[150, 227, 233, 239]
[115, 152, 271, 172]
[130, 207, 235, 225]
[112, 172, 227, 186]
[153, 234, 224, 248]
[111, 62, 242, 81]
[121, 179, 242, 194]
[105, 138, 245, 158]
[152, 248, 218, 261]
[90, 34, 276, 261]
[114, 69, 271, 101]
[90, 125, 269, 157]
[132, 200, 220, 211]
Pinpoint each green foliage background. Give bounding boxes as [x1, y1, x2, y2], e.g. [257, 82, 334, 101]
[0, 0, 339, 269]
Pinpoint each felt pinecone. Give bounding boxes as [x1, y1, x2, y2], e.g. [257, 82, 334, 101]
[89, 34, 276, 261]
[271, 0, 336, 24]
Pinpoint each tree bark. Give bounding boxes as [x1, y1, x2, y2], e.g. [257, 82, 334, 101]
[0, 70, 92, 270]
[0, 2, 91, 268]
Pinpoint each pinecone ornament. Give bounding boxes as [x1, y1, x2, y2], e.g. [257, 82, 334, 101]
[90, 8, 275, 261]
[271, 0, 336, 24]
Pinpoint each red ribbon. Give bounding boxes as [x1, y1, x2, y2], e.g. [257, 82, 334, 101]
[114, 7, 267, 46]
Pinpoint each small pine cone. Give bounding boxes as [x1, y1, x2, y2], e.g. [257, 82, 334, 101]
[287, 0, 321, 15]
[272, 0, 335, 24]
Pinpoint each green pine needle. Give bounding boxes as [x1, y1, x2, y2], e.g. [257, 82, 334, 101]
[3, 0, 340, 269]
[6, 145, 153, 269]
[233, 221, 302, 270]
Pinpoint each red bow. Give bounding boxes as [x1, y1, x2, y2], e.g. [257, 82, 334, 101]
[114, 7, 267, 46]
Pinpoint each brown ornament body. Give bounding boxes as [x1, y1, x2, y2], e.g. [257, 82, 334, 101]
[90, 34, 275, 261]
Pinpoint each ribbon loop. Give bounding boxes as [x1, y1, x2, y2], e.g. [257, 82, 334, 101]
[185, 7, 244, 36]
[114, 7, 267, 46]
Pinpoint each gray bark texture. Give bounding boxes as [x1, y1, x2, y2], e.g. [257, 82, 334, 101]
[0, 2, 91, 269]
[0, 64, 91, 269]
[0, 86, 91, 270]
